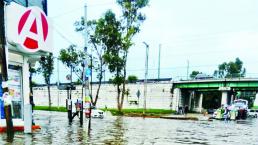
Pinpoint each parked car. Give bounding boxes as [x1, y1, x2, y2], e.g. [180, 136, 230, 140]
[248, 109, 258, 118]
[91, 109, 104, 119]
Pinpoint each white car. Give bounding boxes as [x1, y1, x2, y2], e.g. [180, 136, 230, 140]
[91, 109, 104, 119]
[248, 109, 258, 118]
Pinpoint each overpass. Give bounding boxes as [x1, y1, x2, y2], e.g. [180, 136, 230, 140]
[171, 78, 258, 112]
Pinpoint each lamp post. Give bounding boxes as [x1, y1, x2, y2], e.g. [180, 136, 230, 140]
[55, 57, 60, 108]
[143, 42, 149, 115]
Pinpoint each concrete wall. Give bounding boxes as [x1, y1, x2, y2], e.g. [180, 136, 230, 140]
[33, 82, 173, 109]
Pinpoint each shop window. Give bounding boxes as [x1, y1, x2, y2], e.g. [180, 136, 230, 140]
[8, 65, 23, 119]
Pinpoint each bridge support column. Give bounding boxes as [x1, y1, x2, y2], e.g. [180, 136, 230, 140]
[172, 88, 181, 111]
[198, 93, 203, 113]
[188, 91, 193, 111]
[254, 93, 258, 107]
[221, 91, 228, 106]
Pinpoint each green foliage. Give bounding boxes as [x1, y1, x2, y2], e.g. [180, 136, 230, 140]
[75, 79, 82, 85]
[214, 57, 246, 78]
[74, 13, 113, 106]
[59, 45, 85, 69]
[31, 81, 37, 87]
[103, 0, 149, 111]
[108, 76, 125, 86]
[190, 71, 201, 79]
[29, 66, 37, 74]
[59, 45, 87, 83]
[38, 53, 54, 85]
[127, 75, 138, 83]
[74, 0, 149, 111]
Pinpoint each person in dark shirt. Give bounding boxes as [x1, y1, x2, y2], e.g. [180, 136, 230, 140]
[184, 105, 189, 115]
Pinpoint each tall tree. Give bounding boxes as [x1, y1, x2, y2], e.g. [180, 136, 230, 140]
[213, 57, 246, 78]
[190, 71, 201, 79]
[116, 0, 149, 111]
[102, 0, 149, 111]
[74, 17, 108, 106]
[127, 75, 138, 83]
[101, 10, 124, 111]
[59, 45, 86, 82]
[38, 53, 54, 109]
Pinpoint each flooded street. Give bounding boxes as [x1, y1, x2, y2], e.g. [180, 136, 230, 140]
[0, 111, 258, 145]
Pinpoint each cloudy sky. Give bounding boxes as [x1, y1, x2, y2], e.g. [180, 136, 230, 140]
[36, 0, 258, 83]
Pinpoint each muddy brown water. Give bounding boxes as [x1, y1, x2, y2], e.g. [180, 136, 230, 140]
[0, 111, 258, 145]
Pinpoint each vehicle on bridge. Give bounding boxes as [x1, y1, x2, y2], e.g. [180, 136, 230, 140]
[194, 73, 214, 80]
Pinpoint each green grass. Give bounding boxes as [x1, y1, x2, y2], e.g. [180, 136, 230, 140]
[34, 106, 175, 117]
[105, 108, 175, 116]
[34, 106, 67, 112]
[252, 106, 258, 109]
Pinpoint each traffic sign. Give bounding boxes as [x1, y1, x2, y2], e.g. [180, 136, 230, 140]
[86, 68, 91, 77]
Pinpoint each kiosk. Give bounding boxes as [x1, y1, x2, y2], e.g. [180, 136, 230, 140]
[0, 2, 52, 131]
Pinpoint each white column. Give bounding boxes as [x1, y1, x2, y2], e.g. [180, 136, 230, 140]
[22, 56, 30, 105]
[172, 88, 181, 111]
[230, 95, 234, 105]
[24, 104, 32, 133]
[221, 91, 228, 106]
[188, 91, 194, 111]
[198, 93, 203, 113]
[254, 93, 258, 107]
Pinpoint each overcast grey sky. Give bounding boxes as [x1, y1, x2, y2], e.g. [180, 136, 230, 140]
[36, 0, 258, 83]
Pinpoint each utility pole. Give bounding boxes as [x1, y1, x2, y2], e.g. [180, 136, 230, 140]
[186, 60, 189, 80]
[1, 1, 13, 140]
[158, 44, 161, 80]
[68, 66, 73, 123]
[90, 53, 93, 98]
[143, 42, 149, 115]
[0, 1, 8, 82]
[57, 58, 60, 108]
[84, 3, 92, 131]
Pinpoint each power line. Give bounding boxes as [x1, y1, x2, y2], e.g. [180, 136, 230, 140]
[49, 2, 116, 19]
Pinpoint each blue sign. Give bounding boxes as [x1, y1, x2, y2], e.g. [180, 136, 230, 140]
[0, 80, 4, 119]
[86, 68, 91, 77]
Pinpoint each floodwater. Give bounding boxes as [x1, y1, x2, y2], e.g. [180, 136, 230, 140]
[0, 111, 258, 145]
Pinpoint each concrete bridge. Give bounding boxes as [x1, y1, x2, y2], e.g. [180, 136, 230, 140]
[171, 78, 258, 112]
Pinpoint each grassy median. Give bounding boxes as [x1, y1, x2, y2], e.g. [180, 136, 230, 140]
[34, 106, 67, 112]
[252, 106, 258, 109]
[106, 108, 175, 117]
[34, 106, 175, 117]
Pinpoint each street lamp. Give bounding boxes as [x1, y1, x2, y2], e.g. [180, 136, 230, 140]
[143, 42, 149, 115]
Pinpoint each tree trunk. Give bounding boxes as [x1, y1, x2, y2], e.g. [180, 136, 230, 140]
[120, 54, 127, 110]
[117, 83, 121, 112]
[47, 84, 51, 109]
[93, 74, 102, 106]
[93, 61, 103, 106]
